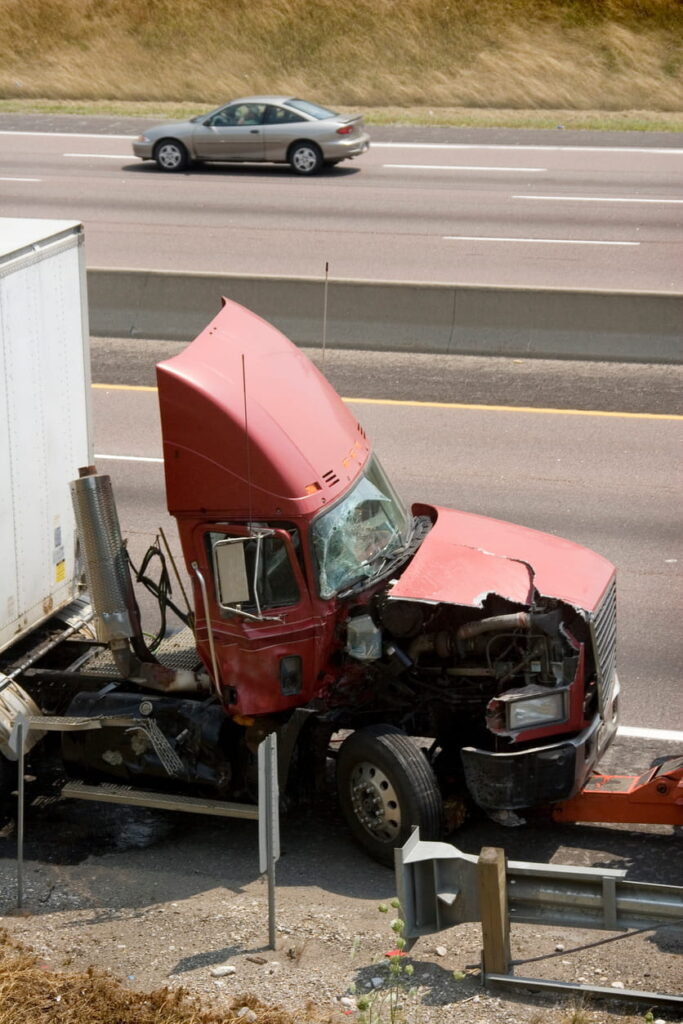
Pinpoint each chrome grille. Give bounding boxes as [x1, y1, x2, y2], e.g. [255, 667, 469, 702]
[589, 575, 617, 712]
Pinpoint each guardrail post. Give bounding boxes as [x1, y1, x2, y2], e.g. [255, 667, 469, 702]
[478, 846, 510, 975]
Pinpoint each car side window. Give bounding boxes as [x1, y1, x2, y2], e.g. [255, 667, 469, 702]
[208, 104, 265, 128]
[207, 106, 236, 127]
[264, 105, 305, 126]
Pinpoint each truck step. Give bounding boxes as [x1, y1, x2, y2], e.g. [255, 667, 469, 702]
[27, 715, 106, 731]
[61, 780, 258, 819]
[85, 626, 199, 676]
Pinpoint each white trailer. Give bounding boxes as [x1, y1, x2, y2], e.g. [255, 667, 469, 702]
[0, 219, 92, 655]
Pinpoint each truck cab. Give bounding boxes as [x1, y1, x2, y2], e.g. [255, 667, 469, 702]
[156, 299, 620, 863]
[0, 226, 620, 867]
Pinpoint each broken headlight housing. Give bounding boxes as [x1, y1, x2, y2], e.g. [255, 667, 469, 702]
[487, 684, 568, 734]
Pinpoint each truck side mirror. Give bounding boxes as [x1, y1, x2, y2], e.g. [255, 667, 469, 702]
[213, 539, 251, 607]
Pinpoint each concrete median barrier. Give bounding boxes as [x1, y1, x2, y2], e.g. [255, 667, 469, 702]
[87, 269, 682, 363]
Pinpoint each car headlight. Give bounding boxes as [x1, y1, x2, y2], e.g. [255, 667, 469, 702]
[507, 690, 566, 730]
[137, 134, 150, 143]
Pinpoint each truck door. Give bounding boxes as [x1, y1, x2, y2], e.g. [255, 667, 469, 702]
[194, 525, 322, 716]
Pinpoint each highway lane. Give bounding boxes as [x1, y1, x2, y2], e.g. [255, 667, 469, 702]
[1, 126, 682, 289]
[90, 337, 683, 412]
[91, 378, 682, 735]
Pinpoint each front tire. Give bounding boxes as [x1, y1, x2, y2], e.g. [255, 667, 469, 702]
[154, 139, 189, 172]
[337, 724, 442, 866]
[289, 142, 323, 175]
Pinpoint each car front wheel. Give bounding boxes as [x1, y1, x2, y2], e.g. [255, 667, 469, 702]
[289, 142, 323, 175]
[154, 139, 189, 172]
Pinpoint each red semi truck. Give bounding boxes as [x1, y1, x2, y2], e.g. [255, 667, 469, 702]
[0, 242, 619, 865]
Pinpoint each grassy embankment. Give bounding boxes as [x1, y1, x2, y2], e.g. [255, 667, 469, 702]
[1, 0, 682, 130]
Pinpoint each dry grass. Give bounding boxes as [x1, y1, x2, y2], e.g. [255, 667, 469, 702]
[0, 928, 323, 1024]
[0, 0, 681, 113]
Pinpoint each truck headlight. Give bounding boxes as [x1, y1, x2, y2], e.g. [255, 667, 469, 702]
[507, 690, 565, 730]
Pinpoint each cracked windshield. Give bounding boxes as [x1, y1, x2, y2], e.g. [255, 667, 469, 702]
[311, 457, 412, 597]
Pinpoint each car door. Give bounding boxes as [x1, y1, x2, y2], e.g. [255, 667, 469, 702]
[262, 104, 307, 161]
[192, 103, 266, 162]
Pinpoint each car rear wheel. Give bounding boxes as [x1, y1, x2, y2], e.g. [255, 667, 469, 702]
[289, 142, 323, 176]
[337, 724, 443, 866]
[154, 139, 189, 172]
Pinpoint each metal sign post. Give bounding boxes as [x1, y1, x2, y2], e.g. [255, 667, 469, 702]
[16, 717, 25, 909]
[258, 732, 280, 950]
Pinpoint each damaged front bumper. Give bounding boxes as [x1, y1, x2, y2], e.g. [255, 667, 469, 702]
[460, 679, 620, 812]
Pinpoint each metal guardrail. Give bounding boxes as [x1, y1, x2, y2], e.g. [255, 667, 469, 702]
[395, 828, 683, 1009]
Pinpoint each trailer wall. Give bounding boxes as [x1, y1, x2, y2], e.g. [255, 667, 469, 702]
[0, 219, 92, 654]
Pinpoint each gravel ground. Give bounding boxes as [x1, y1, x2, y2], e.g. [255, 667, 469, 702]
[1, 791, 681, 1024]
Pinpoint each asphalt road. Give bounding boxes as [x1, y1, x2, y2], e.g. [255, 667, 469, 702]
[2, 116, 682, 290]
[89, 344, 682, 735]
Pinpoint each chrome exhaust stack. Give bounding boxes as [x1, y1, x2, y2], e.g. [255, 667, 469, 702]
[70, 467, 208, 693]
[70, 467, 141, 650]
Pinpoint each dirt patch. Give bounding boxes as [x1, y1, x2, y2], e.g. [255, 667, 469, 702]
[1, 781, 681, 1024]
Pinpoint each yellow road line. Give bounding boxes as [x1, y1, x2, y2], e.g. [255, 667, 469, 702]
[346, 396, 683, 420]
[91, 383, 682, 421]
[94, 383, 157, 392]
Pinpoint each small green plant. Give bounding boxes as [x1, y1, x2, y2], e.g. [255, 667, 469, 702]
[352, 900, 421, 1024]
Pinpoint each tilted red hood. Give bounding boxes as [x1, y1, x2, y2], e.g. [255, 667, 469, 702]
[156, 299, 369, 520]
[389, 505, 615, 614]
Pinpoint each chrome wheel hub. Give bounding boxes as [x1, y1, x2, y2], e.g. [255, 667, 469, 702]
[158, 144, 181, 169]
[349, 761, 401, 841]
[292, 147, 316, 172]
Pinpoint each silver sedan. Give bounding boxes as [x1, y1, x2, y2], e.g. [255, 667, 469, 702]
[133, 96, 370, 175]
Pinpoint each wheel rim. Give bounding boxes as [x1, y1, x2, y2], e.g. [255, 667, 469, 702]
[158, 144, 181, 169]
[292, 146, 317, 173]
[348, 760, 401, 842]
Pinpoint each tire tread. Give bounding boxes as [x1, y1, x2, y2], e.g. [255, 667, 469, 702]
[337, 724, 442, 866]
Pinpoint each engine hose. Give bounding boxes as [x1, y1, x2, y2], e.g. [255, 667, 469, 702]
[456, 611, 531, 642]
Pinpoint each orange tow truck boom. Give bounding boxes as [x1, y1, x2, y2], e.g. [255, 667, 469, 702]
[553, 756, 683, 826]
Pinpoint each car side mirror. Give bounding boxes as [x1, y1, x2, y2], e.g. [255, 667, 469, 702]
[213, 539, 251, 607]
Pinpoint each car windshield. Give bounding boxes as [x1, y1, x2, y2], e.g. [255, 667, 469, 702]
[311, 456, 412, 598]
[287, 98, 337, 119]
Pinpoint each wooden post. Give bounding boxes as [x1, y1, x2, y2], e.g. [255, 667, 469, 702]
[478, 846, 511, 975]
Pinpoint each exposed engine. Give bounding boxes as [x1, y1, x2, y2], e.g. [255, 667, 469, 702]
[326, 591, 592, 755]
